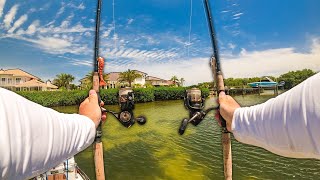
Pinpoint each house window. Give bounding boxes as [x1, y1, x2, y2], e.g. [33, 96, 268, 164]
[16, 78, 21, 84]
[8, 78, 12, 84]
[1, 78, 5, 84]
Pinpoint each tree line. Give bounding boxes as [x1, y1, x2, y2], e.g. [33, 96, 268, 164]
[52, 69, 316, 90]
[195, 69, 317, 90]
[52, 69, 186, 90]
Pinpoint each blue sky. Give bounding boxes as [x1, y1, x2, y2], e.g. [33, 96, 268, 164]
[0, 0, 319, 85]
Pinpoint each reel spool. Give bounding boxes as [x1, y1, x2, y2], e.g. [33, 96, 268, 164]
[179, 88, 216, 135]
[103, 87, 146, 128]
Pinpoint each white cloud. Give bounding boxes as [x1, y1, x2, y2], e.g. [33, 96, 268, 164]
[127, 18, 134, 25]
[104, 47, 179, 62]
[83, 32, 91, 37]
[3, 33, 90, 55]
[8, 14, 28, 33]
[37, 23, 91, 34]
[3, 4, 19, 29]
[0, 0, 6, 18]
[66, 2, 85, 10]
[77, 3, 85, 10]
[228, 43, 236, 50]
[27, 8, 36, 13]
[26, 20, 40, 35]
[222, 40, 320, 78]
[104, 38, 320, 86]
[233, 13, 243, 17]
[31, 36, 71, 49]
[58, 56, 92, 66]
[39, 2, 50, 11]
[56, 6, 65, 17]
[102, 26, 113, 38]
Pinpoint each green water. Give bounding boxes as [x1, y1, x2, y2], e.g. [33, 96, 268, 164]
[53, 95, 320, 180]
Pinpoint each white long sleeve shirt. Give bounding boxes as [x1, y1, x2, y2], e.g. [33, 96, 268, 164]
[232, 73, 320, 159]
[0, 88, 96, 180]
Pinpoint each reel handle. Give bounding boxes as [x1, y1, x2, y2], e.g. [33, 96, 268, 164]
[101, 108, 147, 127]
[179, 118, 189, 135]
[135, 116, 147, 125]
[178, 112, 201, 135]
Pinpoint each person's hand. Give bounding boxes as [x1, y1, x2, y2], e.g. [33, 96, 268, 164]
[79, 90, 107, 128]
[216, 91, 241, 132]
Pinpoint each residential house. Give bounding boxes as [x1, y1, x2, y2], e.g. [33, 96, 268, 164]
[106, 72, 121, 88]
[132, 70, 147, 87]
[86, 70, 173, 88]
[145, 76, 174, 86]
[105, 70, 148, 88]
[0, 68, 58, 91]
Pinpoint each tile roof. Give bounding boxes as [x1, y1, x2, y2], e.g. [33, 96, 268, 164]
[107, 72, 121, 81]
[133, 70, 147, 75]
[146, 76, 166, 81]
[0, 68, 39, 79]
[16, 79, 58, 88]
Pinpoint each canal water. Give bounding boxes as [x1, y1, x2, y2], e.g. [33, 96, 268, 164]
[53, 94, 320, 180]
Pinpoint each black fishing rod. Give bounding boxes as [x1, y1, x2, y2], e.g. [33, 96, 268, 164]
[92, 0, 106, 179]
[92, 1, 147, 178]
[203, 0, 233, 179]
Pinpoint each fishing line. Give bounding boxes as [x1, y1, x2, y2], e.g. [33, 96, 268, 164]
[112, 0, 117, 60]
[187, 0, 193, 57]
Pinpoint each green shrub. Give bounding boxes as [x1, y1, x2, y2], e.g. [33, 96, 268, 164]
[16, 87, 210, 107]
[154, 87, 186, 100]
[100, 89, 119, 105]
[133, 88, 155, 102]
[200, 88, 210, 98]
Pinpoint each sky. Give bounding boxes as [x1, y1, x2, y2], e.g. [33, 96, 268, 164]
[0, 0, 320, 86]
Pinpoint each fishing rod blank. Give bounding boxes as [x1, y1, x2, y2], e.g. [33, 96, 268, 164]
[204, 0, 233, 179]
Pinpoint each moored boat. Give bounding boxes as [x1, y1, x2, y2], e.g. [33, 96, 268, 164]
[248, 77, 278, 88]
[31, 157, 90, 180]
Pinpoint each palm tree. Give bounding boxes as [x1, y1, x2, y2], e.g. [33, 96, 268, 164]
[53, 73, 75, 90]
[80, 72, 108, 89]
[118, 69, 142, 87]
[179, 78, 185, 87]
[170, 75, 179, 86]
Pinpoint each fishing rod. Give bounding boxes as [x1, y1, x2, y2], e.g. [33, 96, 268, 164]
[203, 0, 232, 179]
[92, 0, 106, 179]
[92, 1, 147, 179]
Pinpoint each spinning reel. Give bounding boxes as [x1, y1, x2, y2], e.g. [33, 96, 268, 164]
[178, 88, 216, 135]
[103, 88, 146, 128]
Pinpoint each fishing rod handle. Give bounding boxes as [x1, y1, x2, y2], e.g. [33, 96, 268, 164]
[222, 133, 232, 180]
[210, 57, 228, 132]
[93, 72, 106, 180]
[93, 72, 103, 142]
[94, 142, 106, 180]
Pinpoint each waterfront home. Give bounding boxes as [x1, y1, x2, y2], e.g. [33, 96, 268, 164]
[146, 76, 174, 86]
[0, 68, 58, 91]
[106, 72, 121, 88]
[106, 70, 148, 88]
[132, 70, 147, 86]
[81, 70, 173, 88]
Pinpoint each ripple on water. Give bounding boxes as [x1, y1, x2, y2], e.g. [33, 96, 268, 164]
[54, 96, 320, 180]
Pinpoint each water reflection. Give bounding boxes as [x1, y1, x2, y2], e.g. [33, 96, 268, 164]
[53, 95, 320, 180]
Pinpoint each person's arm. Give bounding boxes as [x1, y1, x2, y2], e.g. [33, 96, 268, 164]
[219, 73, 320, 159]
[0, 88, 101, 179]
